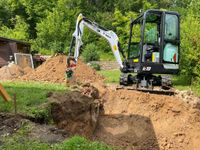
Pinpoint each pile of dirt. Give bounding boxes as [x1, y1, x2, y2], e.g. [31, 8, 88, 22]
[21, 55, 66, 83]
[0, 64, 24, 80]
[176, 90, 200, 109]
[49, 85, 101, 138]
[21, 55, 104, 84]
[23, 66, 34, 74]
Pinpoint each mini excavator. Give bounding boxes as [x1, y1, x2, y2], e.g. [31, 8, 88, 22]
[67, 9, 180, 93]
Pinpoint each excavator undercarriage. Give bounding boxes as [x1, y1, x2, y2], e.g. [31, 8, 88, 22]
[119, 73, 175, 95]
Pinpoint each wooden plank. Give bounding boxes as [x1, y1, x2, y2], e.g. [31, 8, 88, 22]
[0, 83, 11, 101]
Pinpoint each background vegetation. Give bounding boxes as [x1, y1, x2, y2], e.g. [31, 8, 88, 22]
[0, 0, 200, 83]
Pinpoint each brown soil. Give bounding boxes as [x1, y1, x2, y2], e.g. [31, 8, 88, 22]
[49, 85, 100, 138]
[0, 113, 23, 138]
[21, 55, 66, 83]
[23, 66, 34, 74]
[0, 64, 24, 80]
[21, 55, 104, 84]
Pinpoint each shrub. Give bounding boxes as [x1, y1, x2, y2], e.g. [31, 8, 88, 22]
[82, 44, 100, 62]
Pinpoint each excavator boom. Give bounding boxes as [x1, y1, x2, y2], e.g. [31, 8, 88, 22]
[68, 14, 124, 68]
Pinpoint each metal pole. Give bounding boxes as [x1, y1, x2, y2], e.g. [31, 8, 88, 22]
[13, 93, 17, 115]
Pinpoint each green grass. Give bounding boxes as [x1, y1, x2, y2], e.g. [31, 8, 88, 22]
[99, 52, 115, 61]
[0, 81, 67, 116]
[0, 123, 116, 150]
[173, 75, 200, 96]
[98, 70, 121, 83]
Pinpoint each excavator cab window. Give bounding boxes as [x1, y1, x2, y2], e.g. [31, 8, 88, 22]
[142, 12, 161, 63]
[128, 17, 143, 61]
[163, 14, 179, 63]
[129, 10, 180, 67]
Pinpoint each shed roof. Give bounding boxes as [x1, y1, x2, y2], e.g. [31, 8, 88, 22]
[0, 36, 30, 46]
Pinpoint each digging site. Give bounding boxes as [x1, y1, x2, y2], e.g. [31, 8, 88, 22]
[1, 55, 200, 150]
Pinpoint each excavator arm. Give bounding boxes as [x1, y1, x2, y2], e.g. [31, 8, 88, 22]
[68, 14, 125, 69]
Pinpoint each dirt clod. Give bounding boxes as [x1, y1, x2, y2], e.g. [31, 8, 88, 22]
[49, 88, 100, 138]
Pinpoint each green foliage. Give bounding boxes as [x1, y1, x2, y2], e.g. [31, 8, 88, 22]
[60, 136, 116, 150]
[82, 43, 100, 62]
[0, 0, 200, 83]
[180, 3, 200, 82]
[0, 15, 29, 40]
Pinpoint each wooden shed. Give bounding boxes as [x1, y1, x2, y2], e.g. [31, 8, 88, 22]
[0, 37, 30, 67]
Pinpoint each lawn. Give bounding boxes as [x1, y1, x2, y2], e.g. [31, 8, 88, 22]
[99, 52, 116, 61]
[98, 69, 121, 83]
[0, 81, 67, 118]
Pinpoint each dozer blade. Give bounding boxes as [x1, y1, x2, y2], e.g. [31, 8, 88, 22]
[116, 85, 175, 96]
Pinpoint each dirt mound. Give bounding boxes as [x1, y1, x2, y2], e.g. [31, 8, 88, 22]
[21, 55, 104, 84]
[21, 55, 66, 83]
[49, 85, 100, 138]
[176, 90, 200, 109]
[0, 64, 24, 80]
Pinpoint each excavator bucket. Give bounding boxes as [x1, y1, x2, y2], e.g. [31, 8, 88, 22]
[0, 83, 11, 101]
[66, 57, 76, 79]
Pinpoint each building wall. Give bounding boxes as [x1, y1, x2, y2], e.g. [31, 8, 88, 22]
[0, 40, 30, 67]
[0, 43, 12, 66]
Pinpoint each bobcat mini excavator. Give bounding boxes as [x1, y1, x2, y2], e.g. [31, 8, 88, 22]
[67, 9, 180, 94]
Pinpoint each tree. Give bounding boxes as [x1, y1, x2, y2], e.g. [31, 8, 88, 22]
[180, 1, 200, 82]
[0, 15, 29, 41]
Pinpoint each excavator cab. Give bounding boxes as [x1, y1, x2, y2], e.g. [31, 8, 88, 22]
[121, 10, 180, 90]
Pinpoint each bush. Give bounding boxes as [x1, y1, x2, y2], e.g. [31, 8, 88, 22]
[82, 44, 100, 62]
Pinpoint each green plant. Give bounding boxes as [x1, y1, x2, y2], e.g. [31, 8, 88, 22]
[59, 136, 116, 150]
[82, 43, 100, 62]
[90, 63, 101, 71]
